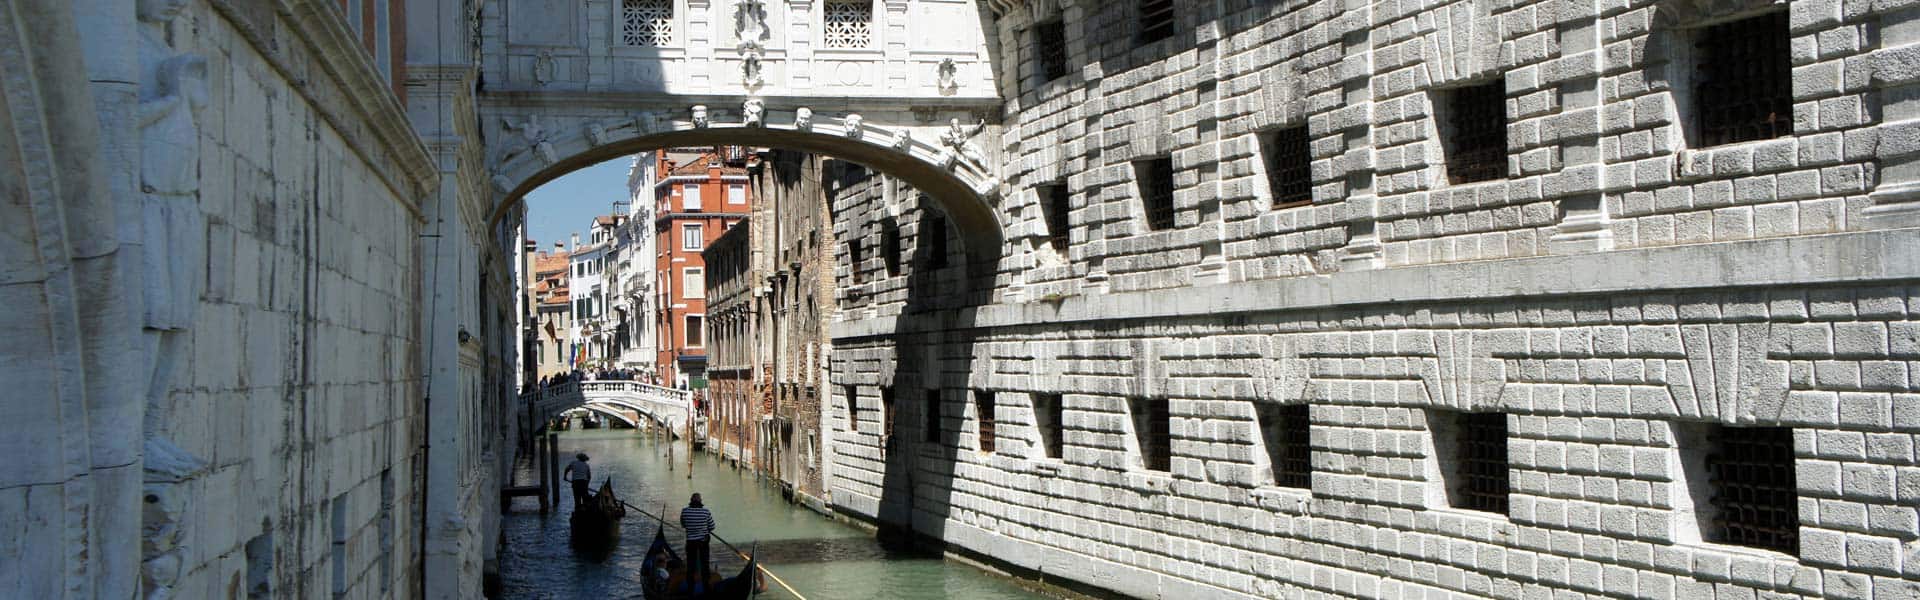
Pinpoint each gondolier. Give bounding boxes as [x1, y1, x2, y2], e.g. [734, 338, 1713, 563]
[679, 494, 717, 593]
[564, 453, 592, 506]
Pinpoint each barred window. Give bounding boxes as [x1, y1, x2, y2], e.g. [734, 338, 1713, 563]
[1137, 0, 1176, 45]
[924, 389, 942, 444]
[1434, 411, 1509, 514]
[1131, 397, 1170, 472]
[1040, 184, 1071, 254]
[882, 221, 902, 276]
[1263, 126, 1314, 208]
[823, 1, 874, 49]
[1035, 20, 1069, 81]
[1257, 403, 1311, 489]
[922, 210, 948, 269]
[975, 391, 997, 454]
[1033, 393, 1064, 459]
[1694, 12, 1793, 146]
[848, 237, 864, 283]
[1442, 81, 1508, 184]
[1690, 425, 1800, 553]
[621, 0, 674, 47]
[1137, 157, 1176, 230]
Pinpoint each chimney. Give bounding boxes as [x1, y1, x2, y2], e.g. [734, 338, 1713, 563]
[570, 233, 579, 251]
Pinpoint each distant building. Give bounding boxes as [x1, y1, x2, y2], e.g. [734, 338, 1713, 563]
[704, 220, 757, 463]
[652, 147, 751, 387]
[528, 243, 572, 382]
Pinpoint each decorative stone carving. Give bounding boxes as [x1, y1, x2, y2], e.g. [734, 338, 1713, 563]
[533, 50, 556, 86]
[138, 0, 207, 333]
[843, 114, 864, 139]
[742, 53, 764, 88]
[141, 437, 207, 600]
[939, 117, 988, 169]
[893, 130, 913, 151]
[937, 58, 959, 94]
[502, 116, 557, 163]
[795, 107, 814, 131]
[691, 105, 710, 128]
[586, 121, 610, 146]
[742, 99, 765, 127]
[735, 0, 769, 50]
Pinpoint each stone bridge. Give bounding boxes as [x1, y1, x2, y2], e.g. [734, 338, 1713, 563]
[523, 380, 696, 436]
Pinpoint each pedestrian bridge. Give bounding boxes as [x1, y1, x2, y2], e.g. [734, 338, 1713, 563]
[522, 380, 695, 435]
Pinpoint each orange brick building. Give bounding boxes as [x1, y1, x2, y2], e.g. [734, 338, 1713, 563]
[652, 147, 752, 386]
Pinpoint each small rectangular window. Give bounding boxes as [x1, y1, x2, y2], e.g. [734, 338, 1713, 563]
[1694, 12, 1793, 146]
[848, 237, 865, 283]
[924, 389, 942, 444]
[822, 1, 874, 49]
[1033, 393, 1064, 459]
[1682, 424, 1800, 553]
[682, 223, 704, 251]
[1035, 20, 1069, 82]
[1136, 0, 1176, 45]
[621, 0, 674, 46]
[683, 267, 704, 299]
[728, 184, 747, 205]
[1263, 126, 1314, 208]
[976, 391, 997, 454]
[922, 210, 949, 269]
[1258, 403, 1312, 489]
[1040, 184, 1071, 254]
[1433, 410, 1509, 514]
[1131, 397, 1170, 472]
[1136, 158, 1176, 230]
[882, 222, 902, 276]
[685, 314, 704, 347]
[878, 386, 895, 445]
[1442, 81, 1509, 184]
[683, 184, 702, 210]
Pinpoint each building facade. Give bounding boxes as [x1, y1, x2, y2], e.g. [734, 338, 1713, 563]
[653, 148, 753, 386]
[528, 243, 573, 382]
[704, 221, 760, 463]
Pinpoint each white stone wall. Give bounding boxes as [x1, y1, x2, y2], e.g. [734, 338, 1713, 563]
[153, 5, 427, 598]
[820, 0, 1920, 599]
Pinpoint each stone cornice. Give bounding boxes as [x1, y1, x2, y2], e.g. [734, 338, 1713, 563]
[208, 0, 433, 221]
[831, 229, 1920, 340]
[477, 90, 1002, 113]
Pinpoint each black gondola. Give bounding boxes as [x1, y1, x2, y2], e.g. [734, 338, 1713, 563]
[638, 525, 761, 599]
[568, 478, 625, 558]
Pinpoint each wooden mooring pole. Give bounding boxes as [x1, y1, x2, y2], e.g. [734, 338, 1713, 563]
[546, 433, 561, 508]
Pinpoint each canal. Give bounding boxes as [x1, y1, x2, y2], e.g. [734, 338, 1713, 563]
[499, 429, 1053, 599]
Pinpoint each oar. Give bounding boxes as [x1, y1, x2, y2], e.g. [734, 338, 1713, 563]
[616, 499, 809, 600]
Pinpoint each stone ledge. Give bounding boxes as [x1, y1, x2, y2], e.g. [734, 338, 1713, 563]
[831, 229, 1920, 340]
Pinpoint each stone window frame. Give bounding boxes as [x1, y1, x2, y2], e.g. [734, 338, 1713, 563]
[682, 266, 704, 299]
[921, 208, 950, 269]
[1129, 396, 1172, 472]
[1258, 125, 1315, 210]
[1134, 156, 1178, 231]
[881, 220, 903, 276]
[680, 222, 704, 251]
[620, 0, 677, 47]
[1256, 402, 1312, 490]
[1135, 0, 1177, 47]
[1038, 183, 1072, 256]
[975, 390, 998, 454]
[1433, 79, 1511, 186]
[820, 0, 877, 51]
[1671, 422, 1801, 555]
[1033, 19, 1070, 84]
[847, 234, 866, 284]
[1426, 409, 1511, 516]
[1656, 9, 1795, 150]
[1031, 392, 1065, 460]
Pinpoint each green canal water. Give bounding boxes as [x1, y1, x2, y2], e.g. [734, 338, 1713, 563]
[498, 429, 1052, 599]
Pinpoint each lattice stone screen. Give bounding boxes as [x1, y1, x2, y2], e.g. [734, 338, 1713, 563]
[823, 1, 874, 49]
[622, 0, 673, 46]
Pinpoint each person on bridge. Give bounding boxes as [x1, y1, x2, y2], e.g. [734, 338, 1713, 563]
[679, 493, 717, 593]
[563, 453, 592, 506]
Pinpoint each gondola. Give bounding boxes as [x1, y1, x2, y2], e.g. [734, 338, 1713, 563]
[638, 525, 761, 599]
[568, 478, 625, 557]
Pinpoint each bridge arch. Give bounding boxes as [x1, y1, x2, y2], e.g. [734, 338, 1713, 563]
[576, 402, 641, 429]
[481, 104, 1007, 269]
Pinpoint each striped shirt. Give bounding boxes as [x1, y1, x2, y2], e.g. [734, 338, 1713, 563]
[680, 506, 716, 540]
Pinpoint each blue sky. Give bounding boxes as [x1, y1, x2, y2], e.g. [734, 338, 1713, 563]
[522, 155, 635, 249]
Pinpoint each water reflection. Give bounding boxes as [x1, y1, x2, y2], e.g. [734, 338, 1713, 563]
[498, 430, 1047, 600]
